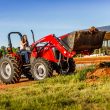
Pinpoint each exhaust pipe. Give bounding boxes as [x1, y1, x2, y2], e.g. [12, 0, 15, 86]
[31, 30, 35, 43]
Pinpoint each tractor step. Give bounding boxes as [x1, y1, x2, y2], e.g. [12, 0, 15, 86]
[23, 64, 31, 67]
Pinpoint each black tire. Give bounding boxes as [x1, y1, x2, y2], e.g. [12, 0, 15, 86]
[67, 58, 76, 74]
[0, 55, 21, 84]
[31, 58, 53, 80]
[55, 58, 76, 75]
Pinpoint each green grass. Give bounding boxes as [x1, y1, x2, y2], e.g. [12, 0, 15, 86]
[75, 65, 95, 81]
[0, 66, 110, 110]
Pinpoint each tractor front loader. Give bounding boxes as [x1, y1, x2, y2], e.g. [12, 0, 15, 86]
[0, 27, 106, 84]
[30, 28, 106, 80]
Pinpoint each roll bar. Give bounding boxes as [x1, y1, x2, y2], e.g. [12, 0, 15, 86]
[8, 30, 35, 48]
[8, 32, 23, 48]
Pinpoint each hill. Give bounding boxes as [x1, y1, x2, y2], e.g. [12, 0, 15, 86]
[98, 25, 110, 31]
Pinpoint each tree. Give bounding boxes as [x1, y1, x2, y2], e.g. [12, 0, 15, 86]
[0, 46, 7, 56]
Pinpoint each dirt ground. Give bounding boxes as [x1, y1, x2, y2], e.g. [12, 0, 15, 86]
[1, 56, 110, 89]
[75, 56, 110, 82]
[86, 67, 110, 82]
[74, 56, 110, 64]
[1, 67, 110, 89]
[0, 78, 34, 89]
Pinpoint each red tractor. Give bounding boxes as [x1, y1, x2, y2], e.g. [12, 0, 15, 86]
[0, 29, 106, 84]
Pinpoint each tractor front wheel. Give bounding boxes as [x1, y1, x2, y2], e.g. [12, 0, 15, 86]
[0, 56, 21, 84]
[31, 58, 53, 80]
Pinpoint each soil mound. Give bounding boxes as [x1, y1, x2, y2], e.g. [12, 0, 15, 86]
[86, 67, 110, 82]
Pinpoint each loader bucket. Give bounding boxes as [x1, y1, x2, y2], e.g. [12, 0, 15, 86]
[61, 28, 106, 52]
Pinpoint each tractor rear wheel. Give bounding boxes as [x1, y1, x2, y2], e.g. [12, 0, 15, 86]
[0, 55, 21, 84]
[31, 58, 53, 80]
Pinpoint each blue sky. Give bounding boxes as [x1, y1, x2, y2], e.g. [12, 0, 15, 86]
[0, 0, 110, 47]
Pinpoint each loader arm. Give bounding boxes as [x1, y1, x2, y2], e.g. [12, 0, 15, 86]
[31, 34, 76, 58]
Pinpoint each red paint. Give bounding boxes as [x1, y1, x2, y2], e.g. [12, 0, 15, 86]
[31, 34, 76, 63]
[8, 33, 92, 64]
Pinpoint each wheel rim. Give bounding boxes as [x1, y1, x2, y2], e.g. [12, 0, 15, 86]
[34, 63, 47, 80]
[0, 61, 12, 79]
